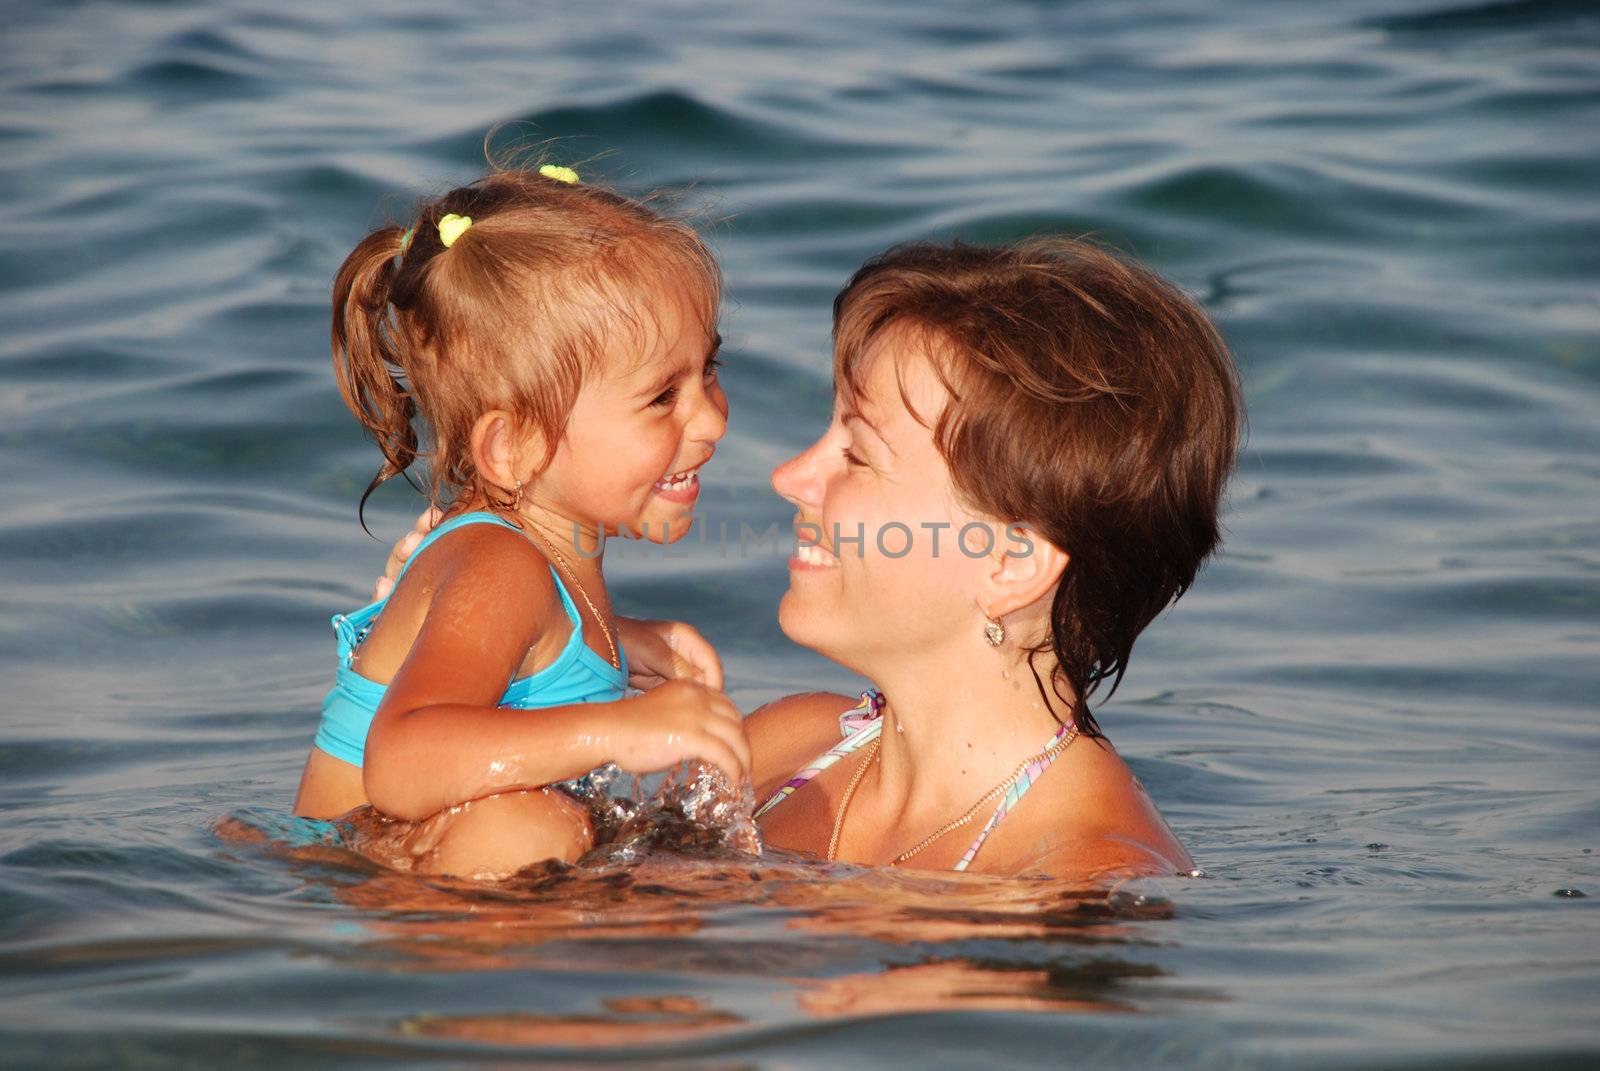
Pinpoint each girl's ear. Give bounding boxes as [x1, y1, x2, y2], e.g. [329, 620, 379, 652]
[982, 524, 1070, 620]
[469, 411, 545, 494]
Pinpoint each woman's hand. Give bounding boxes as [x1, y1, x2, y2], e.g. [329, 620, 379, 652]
[616, 617, 724, 691]
[609, 680, 751, 785]
[373, 506, 443, 601]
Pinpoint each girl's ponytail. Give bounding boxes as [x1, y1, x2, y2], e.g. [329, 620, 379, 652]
[330, 227, 418, 529]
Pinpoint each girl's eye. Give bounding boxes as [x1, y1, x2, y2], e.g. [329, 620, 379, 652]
[703, 356, 723, 379]
[841, 447, 866, 467]
[649, 386, 680, 409]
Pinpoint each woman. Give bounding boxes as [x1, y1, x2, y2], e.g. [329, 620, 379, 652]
[374, 237, 1241, 881]
[743, 239, 1240, 879]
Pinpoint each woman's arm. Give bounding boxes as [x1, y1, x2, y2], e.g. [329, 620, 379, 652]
[744, 690, 859, 801]
[362, 529, 749, 821]
[1021, 834, 1189, 883]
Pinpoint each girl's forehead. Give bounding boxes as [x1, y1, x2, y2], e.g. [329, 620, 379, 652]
[603, 285, 716, 380]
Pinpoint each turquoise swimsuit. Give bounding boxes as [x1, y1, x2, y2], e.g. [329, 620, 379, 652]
[312, 511, 628, 768]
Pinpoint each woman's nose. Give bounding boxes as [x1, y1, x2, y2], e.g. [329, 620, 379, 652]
[772, 437, 826, 508]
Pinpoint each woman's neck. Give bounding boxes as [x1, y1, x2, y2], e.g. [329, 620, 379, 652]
[866, 641, 1074, 817]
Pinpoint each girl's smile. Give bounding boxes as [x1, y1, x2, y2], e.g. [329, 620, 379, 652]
[651, 462, 708, 505]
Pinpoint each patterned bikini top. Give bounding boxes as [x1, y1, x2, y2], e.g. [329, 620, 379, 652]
[753, 690, 1072, 872]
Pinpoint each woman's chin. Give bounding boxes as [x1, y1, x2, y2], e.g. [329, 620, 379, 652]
[777, 591, 837, 652]
[775, 591, 805, 638]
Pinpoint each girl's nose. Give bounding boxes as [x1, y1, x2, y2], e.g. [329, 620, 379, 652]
[772, 436, 826, 509]
[687, 377, 729, 445]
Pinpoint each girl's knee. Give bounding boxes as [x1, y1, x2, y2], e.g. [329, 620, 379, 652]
[420, 788, 593, 879]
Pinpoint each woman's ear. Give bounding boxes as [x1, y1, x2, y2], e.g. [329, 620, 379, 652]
[983, 524, 1069, 620]
[469, 411, 544, 493]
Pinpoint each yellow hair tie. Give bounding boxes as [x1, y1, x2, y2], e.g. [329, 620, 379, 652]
[437, 213, 472, 248]
[539, 164, 580, 185]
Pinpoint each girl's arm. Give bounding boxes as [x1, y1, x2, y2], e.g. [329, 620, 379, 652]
[363, 527, 749, 821]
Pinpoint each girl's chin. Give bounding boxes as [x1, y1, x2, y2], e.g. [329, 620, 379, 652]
[625, 510, 695, 543]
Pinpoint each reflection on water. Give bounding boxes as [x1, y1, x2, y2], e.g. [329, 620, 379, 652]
[402, 996, 746, 1049]
[219, 805, 1196, 1048]
[4, 0, 1599, 1064]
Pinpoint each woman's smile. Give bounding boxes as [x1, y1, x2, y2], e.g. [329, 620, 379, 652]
[789, 528, 842, 571]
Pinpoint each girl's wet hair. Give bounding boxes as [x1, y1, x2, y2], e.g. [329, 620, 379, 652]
[330, 167, 721, 526]
[832, 238, 1243, 737]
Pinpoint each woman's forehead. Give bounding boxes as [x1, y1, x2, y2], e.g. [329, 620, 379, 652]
[839, 327, 949, 432]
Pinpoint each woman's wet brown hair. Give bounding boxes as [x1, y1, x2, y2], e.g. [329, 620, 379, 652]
[330, 167, 721, 526]
[833, 238, 1243, 736]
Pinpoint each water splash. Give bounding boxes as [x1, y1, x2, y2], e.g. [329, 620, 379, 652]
[1106, 876, 1175, 919]
[583, 760, 761, 864]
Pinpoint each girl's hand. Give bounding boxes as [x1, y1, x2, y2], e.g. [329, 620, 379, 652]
[373, 507, 443, 601]
[617, 617, 724, 691]
[609, 680, 750, 785]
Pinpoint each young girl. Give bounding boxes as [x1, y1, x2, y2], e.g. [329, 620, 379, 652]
[292, 165, 750, 880]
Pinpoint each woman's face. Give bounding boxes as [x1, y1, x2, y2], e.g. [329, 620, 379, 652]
[772, 328, 1000, 672]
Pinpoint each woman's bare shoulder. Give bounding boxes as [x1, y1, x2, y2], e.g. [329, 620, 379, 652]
[983, 736, 1194, 882]
[746, 691, 860, 794]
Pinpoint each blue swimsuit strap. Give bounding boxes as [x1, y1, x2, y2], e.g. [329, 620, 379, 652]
[394, 511, 515, 581]
[390, 511, 585, 634]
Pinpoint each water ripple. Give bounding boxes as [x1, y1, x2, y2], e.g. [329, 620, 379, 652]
[2, 0, 1598, 1065]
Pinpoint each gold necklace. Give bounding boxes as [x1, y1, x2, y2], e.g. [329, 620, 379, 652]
[827, 723, 1080, 865]
[827, 737, 881, 861]
[520, 515, 619, 670]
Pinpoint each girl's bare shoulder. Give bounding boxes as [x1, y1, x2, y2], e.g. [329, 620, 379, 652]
[403, 523, 565, 621]
[358, 521, 564, 678]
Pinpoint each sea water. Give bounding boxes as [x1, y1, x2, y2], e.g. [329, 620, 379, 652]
[1, 1, 1597, 1066]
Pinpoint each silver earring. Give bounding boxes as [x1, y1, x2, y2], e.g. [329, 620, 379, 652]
[983, 615, 1005, 647]
[512, 479, 524, 508]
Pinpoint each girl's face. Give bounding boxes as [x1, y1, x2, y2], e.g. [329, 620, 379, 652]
[538, 287, 727, 543]
[771, 329, 999, 672]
